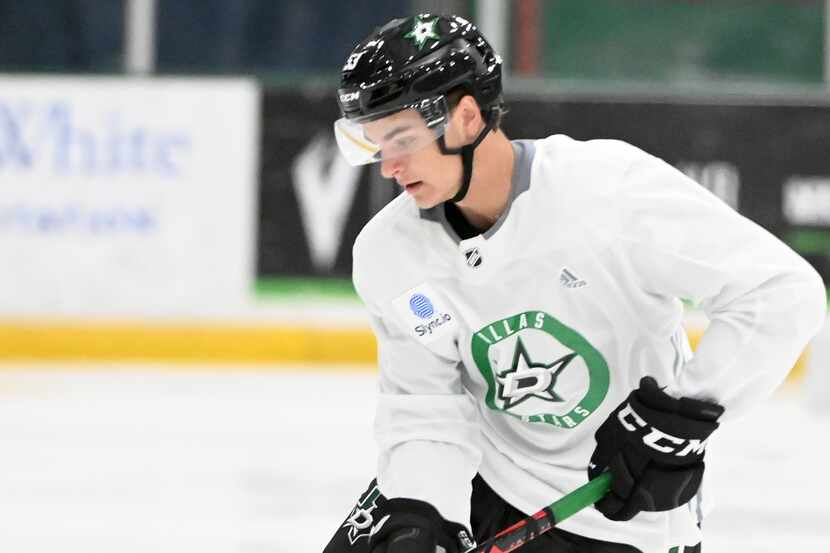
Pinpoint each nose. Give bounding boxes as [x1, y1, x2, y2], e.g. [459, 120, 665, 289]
[380, 156, 404, 179]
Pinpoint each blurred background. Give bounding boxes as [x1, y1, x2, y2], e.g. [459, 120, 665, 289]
[0, 1, 828, 552]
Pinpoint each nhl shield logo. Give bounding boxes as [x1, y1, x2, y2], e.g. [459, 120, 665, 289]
[464, 247, 483, 268]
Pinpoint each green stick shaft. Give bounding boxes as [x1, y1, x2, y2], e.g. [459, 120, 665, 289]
[474, 472, 611, 553]
[550, 471, 612, 523]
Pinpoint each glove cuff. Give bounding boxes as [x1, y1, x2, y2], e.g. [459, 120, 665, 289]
[636, 377, 724, 422]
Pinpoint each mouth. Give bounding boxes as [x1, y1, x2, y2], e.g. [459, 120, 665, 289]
[402, 181, 423, 194]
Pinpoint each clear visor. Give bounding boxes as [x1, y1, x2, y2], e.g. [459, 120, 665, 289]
[334, 96, 449, 166]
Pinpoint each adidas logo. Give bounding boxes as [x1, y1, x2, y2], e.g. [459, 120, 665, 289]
[559, 267, 587, 288]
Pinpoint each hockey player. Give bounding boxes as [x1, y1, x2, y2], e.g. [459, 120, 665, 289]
[324, 14, 827, 553]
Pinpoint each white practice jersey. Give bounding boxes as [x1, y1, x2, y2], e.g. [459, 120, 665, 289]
[351, 135, 826, 552]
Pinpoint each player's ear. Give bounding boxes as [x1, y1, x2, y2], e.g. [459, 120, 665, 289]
[454, 95, 484, 142]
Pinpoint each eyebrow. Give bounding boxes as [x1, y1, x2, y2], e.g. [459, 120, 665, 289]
[382, 124, 413, 142]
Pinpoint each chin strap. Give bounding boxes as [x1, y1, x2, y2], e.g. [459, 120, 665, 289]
[439, 109, 498, 204]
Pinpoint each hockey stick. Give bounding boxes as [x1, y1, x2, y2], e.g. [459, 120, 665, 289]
[472, 472, 612, 553]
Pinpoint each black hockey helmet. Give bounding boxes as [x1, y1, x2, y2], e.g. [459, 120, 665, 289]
[333, 14, 505, 202]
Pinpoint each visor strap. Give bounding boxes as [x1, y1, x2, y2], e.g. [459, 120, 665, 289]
[440, 110, 497, 204]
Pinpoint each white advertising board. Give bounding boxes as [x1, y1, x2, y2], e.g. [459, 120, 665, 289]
[0, 77, 260, 318]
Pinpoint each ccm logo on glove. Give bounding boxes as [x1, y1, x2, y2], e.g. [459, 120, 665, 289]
[588, 377, 724, 521]
[617, 403, 709, 457]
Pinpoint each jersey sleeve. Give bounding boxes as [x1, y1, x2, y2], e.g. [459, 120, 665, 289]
[615, 153, 826, 416]
[352, 236, 482, 529]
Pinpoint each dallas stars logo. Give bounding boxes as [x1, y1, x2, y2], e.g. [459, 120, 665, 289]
[404, 16, 440, 50]
[496, 336, 577, 410]
[343, 485, 381, 544]
[471, 310, 610, 428]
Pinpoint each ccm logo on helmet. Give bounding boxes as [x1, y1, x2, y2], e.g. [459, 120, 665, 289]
[617, 403, 708, 457]
[339, 91, 360, 103]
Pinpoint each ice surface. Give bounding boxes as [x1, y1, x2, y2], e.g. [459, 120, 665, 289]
[0, 366, 827, 553]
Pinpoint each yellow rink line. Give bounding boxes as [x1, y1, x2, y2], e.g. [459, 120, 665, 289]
[0, 321, 377, 367]
[0, 322, 810, 384]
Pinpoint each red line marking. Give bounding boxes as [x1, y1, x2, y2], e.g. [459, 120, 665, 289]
[494, 519, 526, 538]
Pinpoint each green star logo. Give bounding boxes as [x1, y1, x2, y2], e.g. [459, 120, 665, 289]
[471, 310, 610, 428]
[404, 16, 440, 50]
[496, 336, 577, 410]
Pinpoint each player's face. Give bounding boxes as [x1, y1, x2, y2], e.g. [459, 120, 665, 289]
[365, 110, 463, 209]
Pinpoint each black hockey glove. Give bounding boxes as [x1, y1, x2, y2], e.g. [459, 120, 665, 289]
[588, 377, 724, 521]
[368, 497, 476, 553]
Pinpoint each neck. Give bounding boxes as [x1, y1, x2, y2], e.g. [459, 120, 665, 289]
[454, 129, 514, 231]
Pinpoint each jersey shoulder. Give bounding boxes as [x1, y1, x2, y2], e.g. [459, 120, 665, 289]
[534, 133, 655, 182]
[529, 134, 661, 208]
[352, 192, 428, 305]
[516, 134, 667, 243]
[354, 189, 416, 245]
